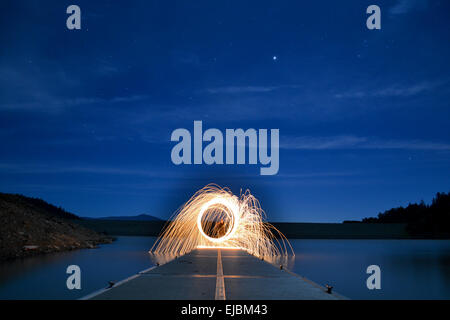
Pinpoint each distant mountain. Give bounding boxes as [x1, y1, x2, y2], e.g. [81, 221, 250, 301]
[86, 214, 162, 221]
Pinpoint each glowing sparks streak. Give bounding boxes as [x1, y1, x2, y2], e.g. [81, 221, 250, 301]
[150, 184, 294, 262]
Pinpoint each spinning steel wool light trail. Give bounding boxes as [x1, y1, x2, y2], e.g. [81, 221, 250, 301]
[150, 184, 294, 262]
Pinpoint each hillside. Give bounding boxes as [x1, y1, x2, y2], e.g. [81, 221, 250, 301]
[0, 193, 113, 261]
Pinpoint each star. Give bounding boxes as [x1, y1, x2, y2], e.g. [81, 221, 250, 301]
[272, 56, 277, 61]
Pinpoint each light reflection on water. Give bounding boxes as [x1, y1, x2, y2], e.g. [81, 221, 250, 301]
[1, 237, 450, 299]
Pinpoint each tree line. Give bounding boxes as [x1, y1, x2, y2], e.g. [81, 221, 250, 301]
[361, 192, 450, 237]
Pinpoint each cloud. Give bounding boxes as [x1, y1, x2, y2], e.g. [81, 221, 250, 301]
[0, 163, 202, 186]
[0, 163, 168, 177]
[281, 135, 450, 151]
[57, 95, 149, 107]
[281, 135, 367, 150]
[0, 94, 149, 112]
[276, 171, 360, 179]
[205, 86, 279, 94]
[334, 81, 443, 99]
[204, 84, 301, 94]
[389, 0, 428, 15]
[0, 58, 146, 113]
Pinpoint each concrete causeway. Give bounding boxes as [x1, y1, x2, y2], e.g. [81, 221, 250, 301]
[84, 248, 344, 300]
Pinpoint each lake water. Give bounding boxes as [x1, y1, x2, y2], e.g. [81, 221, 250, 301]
[1, 237, 449, 299]
[289, 239, 450, 300]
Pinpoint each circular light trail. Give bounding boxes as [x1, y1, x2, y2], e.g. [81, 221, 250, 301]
[150, 184, 294, 263]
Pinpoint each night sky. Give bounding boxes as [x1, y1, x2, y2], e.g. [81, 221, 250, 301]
[0, 0, 449, 222]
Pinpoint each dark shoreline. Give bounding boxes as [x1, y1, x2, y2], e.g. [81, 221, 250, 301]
[0, 193, 115, 262]
[75, 219, 445, 239]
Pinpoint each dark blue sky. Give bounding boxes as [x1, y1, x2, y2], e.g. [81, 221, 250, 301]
[0, 0, 449, 222]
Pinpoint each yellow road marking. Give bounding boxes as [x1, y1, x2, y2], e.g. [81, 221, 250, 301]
[215, 249, 226, 300]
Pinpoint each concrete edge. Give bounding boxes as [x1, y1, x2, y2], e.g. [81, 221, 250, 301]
[79, 265, 158, 300]
[246, 252, 349, 300]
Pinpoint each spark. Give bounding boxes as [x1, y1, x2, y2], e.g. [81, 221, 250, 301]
[150, 184, 294, 263]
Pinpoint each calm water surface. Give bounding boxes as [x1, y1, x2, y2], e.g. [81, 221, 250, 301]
[1, 237, 449, 299]
[289, 239, 450, 300]
[0, 236, 157, 299]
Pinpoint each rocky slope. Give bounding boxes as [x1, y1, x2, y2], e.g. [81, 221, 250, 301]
[0, 193, 113, 261]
